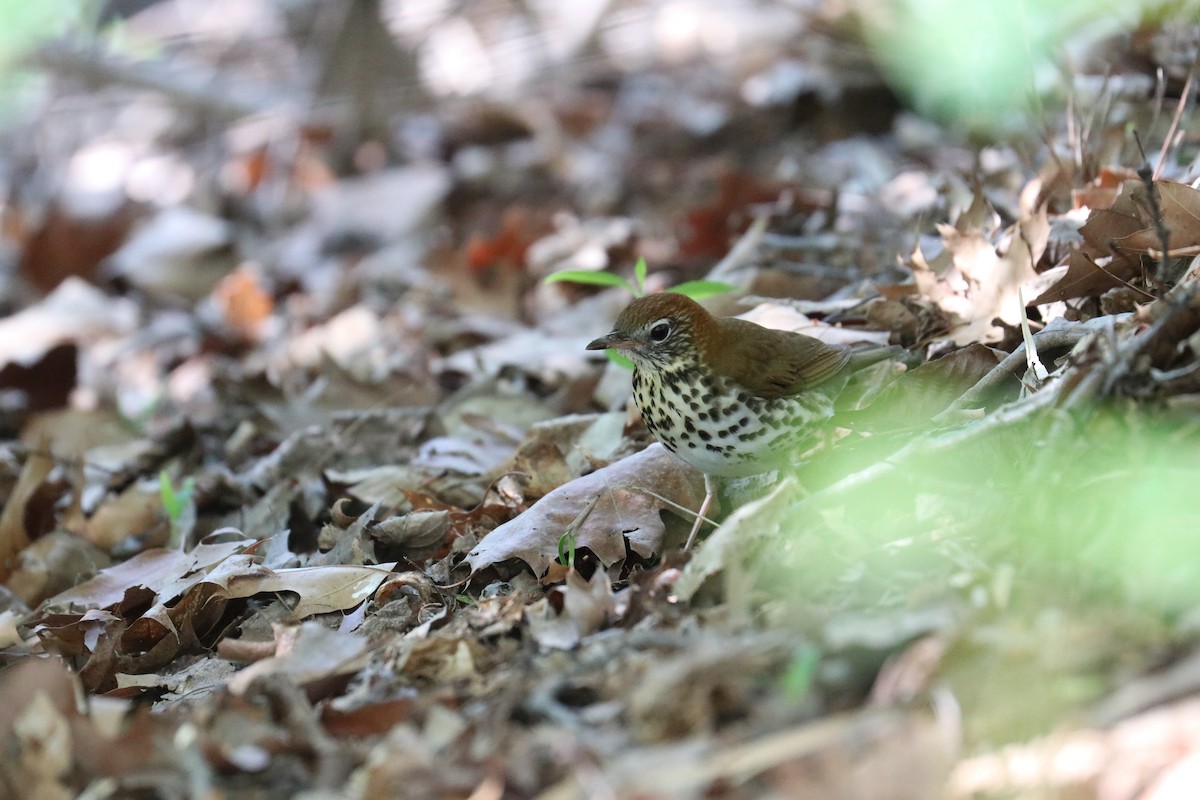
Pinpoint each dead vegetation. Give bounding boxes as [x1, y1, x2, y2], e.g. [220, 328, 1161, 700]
[2, 1, 1200, 798]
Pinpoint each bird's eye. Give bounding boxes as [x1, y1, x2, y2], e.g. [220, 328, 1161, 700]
[649, 322, 671, 342]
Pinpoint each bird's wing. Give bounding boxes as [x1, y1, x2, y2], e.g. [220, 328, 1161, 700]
[711, 318, 851, 399]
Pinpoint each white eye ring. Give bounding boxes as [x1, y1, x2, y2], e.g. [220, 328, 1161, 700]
[649, 320, 671, 342]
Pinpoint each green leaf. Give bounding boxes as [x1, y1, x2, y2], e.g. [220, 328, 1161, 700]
[605, 350, 635, 370]
[544, 270, 637, 294]
[669, 280, 740, 300]
[557, 531, 576, 568]
[781, 647, 821, 700]
[160, 470, 181, 521]
[159, 470, 194, 524]
[634, 257, 648, 292]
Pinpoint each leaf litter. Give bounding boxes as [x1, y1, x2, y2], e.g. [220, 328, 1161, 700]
[1, 2, 1200, 798]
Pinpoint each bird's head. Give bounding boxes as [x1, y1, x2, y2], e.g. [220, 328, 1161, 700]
[586, 293, 716, 369]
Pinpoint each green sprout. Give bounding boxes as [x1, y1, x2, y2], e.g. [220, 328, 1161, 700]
[159, 469, 195, 548]
[546, 257, 739, 369]
[544, 256, 738, 300]
[557, 530, 576, 570]
[780, 647, 821, 701]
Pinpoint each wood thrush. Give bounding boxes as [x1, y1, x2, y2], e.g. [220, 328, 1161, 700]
[587, 293, 856, 548]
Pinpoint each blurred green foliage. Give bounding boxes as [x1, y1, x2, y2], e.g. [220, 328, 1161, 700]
[862, 0, 1164, 133]
[745, 403, 1197, 744]
[0, 0, 94, 66]
[0, 0, 97, 112]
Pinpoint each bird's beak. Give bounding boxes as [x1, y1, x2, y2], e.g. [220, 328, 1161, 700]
[586, 332, 636, 351]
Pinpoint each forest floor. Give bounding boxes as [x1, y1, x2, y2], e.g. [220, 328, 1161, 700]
[2, 2, 1200, 798]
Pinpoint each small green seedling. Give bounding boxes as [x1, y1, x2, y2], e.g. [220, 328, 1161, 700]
[544, 256, 738, 300]
[159, 469, 195, 548]
[555, 494, 601, 570]
[780, 646, 821, 701]
[557, 530, 576, 570]
[546, 257, 738, 369]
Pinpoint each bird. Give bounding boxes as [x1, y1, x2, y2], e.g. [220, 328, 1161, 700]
[587, 292, 860, 549]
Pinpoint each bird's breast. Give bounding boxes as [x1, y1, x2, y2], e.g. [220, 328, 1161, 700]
[631, 365, 834, 477]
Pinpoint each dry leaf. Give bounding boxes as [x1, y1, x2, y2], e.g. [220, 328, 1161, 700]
[525, 568, 617, 649]
[226, 621, 370, 695]
[211, 266, 273, 341]
[0, 444, 55, 580]
[106, 206, 235, 301]
[0, 278, 136, 371]
[81, 482, 167, 552]
[218, 561, 398, 620]
[42, 537, 250, 612]
[466, 443, 704, 577]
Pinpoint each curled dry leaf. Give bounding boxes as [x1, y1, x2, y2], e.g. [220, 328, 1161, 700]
[525, 567, 617, 650]
[500, 412, 627, 500]
[373, 511, 451, 556]
[465, 443, 705, 578]
[216, 559, 399, 621]
[226, 621, 370, 695]
[80, 482, 168, 553]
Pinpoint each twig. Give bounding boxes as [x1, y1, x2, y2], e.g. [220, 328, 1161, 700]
[633, 485, 718, 530]
[936, 314, 1131, 418]
[1101, 284, 1200, 396]
[1154, 69, 1194, 181]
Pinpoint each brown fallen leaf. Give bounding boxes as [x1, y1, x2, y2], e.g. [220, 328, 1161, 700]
[81, 482, 168, 553]
[1029, 249, 1132, 305]
[1114, 180, 1200, 255]
[216, 559, 398, 620]
[465, 443, 705, 577]
[1034, 178, 1200, 304]
[0, 443, 57, 581]
[1070, 165, 1138, 211]
[41, 537, 251, 612]
[5, 531, 111, 607]
[913, 208, 1049, 345]
[499, 412, 628, 500]
[211, 265, 273, 342]
[525, 567, 618, 650]
[226, 621, 370, 695]
[16, 198, 141, 293]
